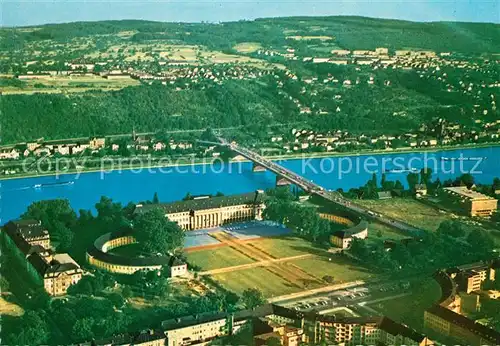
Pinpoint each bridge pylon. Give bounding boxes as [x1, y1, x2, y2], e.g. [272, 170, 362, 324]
[252, 162, 267, 172]
[276, 176, 292, 187]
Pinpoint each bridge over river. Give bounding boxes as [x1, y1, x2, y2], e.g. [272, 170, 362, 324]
[203, 136, 424, 236]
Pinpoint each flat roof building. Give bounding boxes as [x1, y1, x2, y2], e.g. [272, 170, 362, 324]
[443, 186, 498, 217]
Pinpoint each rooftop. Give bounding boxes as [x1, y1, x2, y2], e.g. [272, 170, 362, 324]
[88, 230, 184, 267]
[135, 190, 265, 215]
[8, 219, 48, 240]
[332, 220, 368, 239]
[444, 186, 496, 201]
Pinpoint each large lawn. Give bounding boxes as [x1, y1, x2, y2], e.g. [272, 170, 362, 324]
[186, 246, 254, 271]
[367, 222, 409, 244]
[212, 267, 300, 298]
[290, 256, 373, 283]
[357, 198, 449, 231]
[367, 278, 442, 329]
[246, 237, 325, 258]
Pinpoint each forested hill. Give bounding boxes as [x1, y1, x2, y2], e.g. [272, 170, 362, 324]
[2, 16, 499, 53]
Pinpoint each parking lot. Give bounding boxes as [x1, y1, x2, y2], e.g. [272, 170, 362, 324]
[279, 280, 412, 316]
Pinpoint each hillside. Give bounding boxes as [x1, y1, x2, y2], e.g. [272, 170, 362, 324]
[0, 16, 499, 145]
[2, 16, 499, 53]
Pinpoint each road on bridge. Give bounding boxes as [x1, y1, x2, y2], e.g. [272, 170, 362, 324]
[215, 136, 424, 236]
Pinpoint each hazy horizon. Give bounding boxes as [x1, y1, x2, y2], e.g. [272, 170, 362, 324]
[2, 0, 499, 27]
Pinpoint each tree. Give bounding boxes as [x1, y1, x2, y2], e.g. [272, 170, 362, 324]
[11, 311, 49, 345]
[134, 208, 185, 255]
[420, 167, 433, 186]
[406, 172, 420, 192]
[467, 229, 494, 259]
[122, 286, 133, 299]
[72, 317, 95, 341]
[241, 288, 265, 309]
[108, 293, 125, 308]
[22, 199, 77, 251]
[456, 173, 475, 188]
[95, 196, 127, 228]
[152, 192, 160, 204]
[0, 276, 9, 291]
[437, 220, 466, 238]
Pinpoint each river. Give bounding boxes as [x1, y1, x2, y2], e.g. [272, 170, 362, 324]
[1, 146, 499, 224]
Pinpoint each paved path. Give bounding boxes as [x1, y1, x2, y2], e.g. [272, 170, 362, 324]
[199, 253, 314, 275]
[268, 280, 366, 303]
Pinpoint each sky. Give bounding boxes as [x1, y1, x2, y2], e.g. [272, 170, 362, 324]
[1, 0, 499, 27]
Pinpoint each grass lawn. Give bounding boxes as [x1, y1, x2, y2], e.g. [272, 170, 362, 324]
[0, 297, 24, 317]
[186, 246, 254, 271]
[212, 267, 300, 298]
[367, 278, 442, 329]
[367, 222, 409, 244]
[108, 243, 145, 257]
[290, 256, 373, 283]
[247, 237, 325, 258]
[357, 198, 449, 231]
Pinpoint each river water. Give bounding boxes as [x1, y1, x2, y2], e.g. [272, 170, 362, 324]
[1, 146, 498, 224]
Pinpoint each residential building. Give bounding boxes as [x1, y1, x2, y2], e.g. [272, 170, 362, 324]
[94, 304, 430, 346]
[415, 184, 428, 197]
[135, 191, 265, 231]
[0, 148, 20, 160]
[424, 305, 500, 346]
[162, 312, 230, 346]
[452, 262, 494, 294]
[443, 186, 498, 217]
[89, 137, 106, 150]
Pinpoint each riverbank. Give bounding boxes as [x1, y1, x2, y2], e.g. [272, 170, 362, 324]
[1, 141, 499, 182]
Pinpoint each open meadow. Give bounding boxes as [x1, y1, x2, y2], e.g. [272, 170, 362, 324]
[356, 198, 449, 231]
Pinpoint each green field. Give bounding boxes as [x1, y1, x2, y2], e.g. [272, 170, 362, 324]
[212, 267, 300, 298]
[108, 243, 145, 257]
[291, 256, 373, 283]
[357, 198, 449, 231]
[186, 246, 255, 271]
[366, 278, 442, 328]
[247, 237, 325, 258]
[367, 222, 409, 244]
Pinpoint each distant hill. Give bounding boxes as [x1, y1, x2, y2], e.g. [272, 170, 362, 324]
[1, 16, 499, 53]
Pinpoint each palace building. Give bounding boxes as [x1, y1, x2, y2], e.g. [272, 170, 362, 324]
[86, 231, 187, 276]
[2, 220, 82, 296]
[135, 190, 266, 231]
[4, 219, 51, 249]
